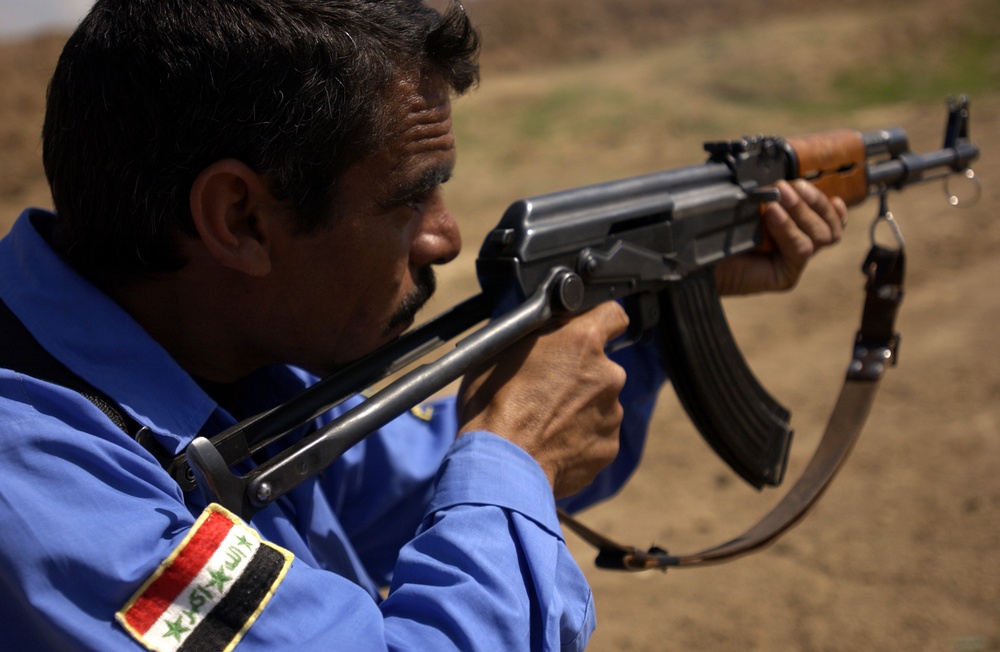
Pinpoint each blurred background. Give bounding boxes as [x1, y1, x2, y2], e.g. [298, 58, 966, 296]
[2, 0, 998, 649]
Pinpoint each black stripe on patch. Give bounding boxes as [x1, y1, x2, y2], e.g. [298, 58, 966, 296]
[178, 545, 286, 652]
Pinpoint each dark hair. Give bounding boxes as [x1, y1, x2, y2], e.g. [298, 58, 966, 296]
[42, 0, 479, 283]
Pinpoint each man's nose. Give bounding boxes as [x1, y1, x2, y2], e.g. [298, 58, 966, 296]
[410, 195, 462, 267]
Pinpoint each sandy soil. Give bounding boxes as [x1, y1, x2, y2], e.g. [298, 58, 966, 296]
[1, 4, 997, 650]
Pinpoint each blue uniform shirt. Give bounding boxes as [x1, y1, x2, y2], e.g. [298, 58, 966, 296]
[0, 209, 666, 651]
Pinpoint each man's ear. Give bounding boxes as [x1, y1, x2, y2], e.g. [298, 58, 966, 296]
[189, 159, 283, 276]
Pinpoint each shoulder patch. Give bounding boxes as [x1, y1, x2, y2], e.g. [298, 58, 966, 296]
[116, 503, 293, 652]
[410, 404, 434, 421]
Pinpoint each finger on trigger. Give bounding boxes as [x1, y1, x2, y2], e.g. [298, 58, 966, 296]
[598, 301, 630, 341]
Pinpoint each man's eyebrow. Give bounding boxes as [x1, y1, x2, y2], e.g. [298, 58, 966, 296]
[385, 163, 454, 207]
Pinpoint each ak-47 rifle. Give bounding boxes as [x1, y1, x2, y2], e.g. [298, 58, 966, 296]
[177, 96, 979, 570]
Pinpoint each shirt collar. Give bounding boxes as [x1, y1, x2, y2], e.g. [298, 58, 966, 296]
[0, 209, 219, 453]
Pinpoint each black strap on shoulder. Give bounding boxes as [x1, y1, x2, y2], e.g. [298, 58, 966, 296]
[0, 298, 145, 438]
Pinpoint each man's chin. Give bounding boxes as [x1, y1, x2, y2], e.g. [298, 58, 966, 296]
[312, 317, 416, 377]
[383, 315, 415, 341]
[383, 268, 435, 337]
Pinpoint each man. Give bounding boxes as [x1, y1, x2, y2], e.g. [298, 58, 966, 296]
[0, 0, 847, 649]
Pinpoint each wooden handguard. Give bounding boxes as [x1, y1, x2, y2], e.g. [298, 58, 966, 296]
[786, 129, 868, 206]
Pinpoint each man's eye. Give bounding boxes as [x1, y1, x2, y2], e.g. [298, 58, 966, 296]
[389, 182, 444, 215]
[409, 189, 440, 213]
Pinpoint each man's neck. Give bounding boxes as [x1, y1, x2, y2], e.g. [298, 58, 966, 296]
[109, 268, 271, 384]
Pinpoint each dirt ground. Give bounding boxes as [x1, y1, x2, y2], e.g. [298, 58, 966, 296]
[568, 107, 1000, 651]
[1, 2, 997, 650]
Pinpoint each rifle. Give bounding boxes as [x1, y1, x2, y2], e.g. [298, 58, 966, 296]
[179, 96, 979, 570]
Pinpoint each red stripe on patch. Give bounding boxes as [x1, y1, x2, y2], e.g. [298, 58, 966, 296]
[124, 511, 235, 635]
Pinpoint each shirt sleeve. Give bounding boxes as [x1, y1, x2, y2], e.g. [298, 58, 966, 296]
[187, 433, 594, 651]
[316, 393, 461, 584]
[0, 375, 595, 651]
[382, 432, 595, 651]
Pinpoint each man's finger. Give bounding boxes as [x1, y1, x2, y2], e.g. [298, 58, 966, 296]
[778, 180, 845, 247]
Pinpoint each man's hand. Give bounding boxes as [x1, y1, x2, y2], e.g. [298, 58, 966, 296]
[457, 302, 629, 498]
[714, 179, 848, 295]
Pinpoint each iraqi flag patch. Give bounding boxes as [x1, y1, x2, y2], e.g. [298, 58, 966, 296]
[116, 504, 293, 652]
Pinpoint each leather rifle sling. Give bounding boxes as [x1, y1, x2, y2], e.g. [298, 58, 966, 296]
[558, 241, 905, 571]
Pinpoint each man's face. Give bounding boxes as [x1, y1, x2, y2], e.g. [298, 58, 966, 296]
[266, 73, 461, 375]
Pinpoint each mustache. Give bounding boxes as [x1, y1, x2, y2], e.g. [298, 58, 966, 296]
[384, 267, 436, 335]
